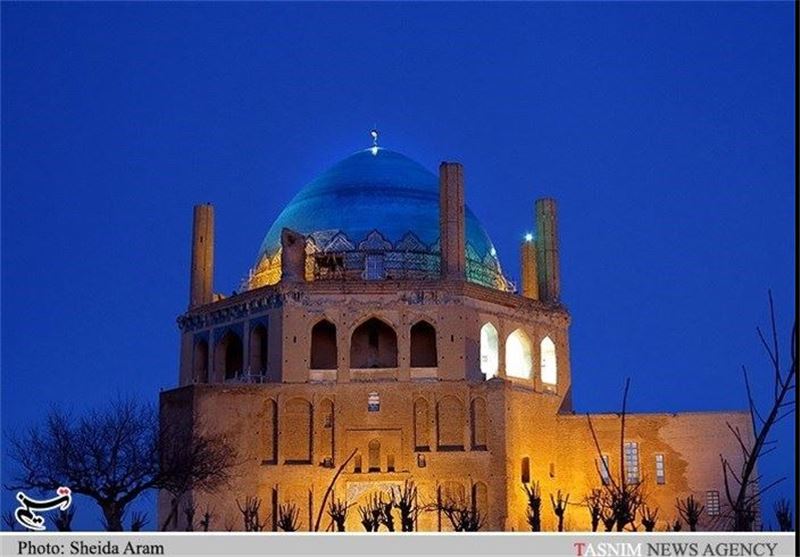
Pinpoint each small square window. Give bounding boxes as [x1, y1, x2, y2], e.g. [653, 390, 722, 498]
[655, 454, 666, 485]
[368, 391, 380, 412]
[706, 490, 720, 516]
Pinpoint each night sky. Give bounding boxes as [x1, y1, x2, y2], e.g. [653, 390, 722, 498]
[1, 3, 795, 530]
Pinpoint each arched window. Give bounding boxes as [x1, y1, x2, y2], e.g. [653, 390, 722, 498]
[350, 318, 398, 368]
[470, 398, 488, 450]
[505, 329, 532, 379]
[410, 321, 438, 367]
[368, 439, 381, 472]
[283, 398, 312, 464]
[414, 398, 431, 451]
[264, 399, 277, 464]
[437, 396, 465, 451]
[216, 331, 243, 381]
[249, 324, 268, 374]
[193, 339, 209, 383]
[540, 336, 557, 385]
[480, 323, 499, 379]
[310, 320, 337, 370]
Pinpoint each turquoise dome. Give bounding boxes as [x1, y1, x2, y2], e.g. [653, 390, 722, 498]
[255, 147, 509, 290]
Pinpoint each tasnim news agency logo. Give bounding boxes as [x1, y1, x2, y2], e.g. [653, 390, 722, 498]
[13, 487, 72, 531]
[573, 541, 781, 557]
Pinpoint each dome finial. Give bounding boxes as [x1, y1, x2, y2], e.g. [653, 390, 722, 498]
[370, 128, 379, 155]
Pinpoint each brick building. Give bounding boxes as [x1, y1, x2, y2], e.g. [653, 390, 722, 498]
[159, 143, 753, 532]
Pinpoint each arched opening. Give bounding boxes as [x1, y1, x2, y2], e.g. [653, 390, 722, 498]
[470, 398, 488, 451]
[480, 323, 499, 379]
[410, 321, 438, 367]
[310, 320, 338, 370]
[437, 396, 465, 451]
[414, 398, 431, 451]
[193, 339, 209, 383]
[283, 398, 312, 464]
[472, 482, 488, 518]
[350, 318, 398, 368]
[215, 331, 243, 381]
[540, 336, 557, 385]
[505, 329, 532, 379]
[368, 439, 381, 472]
[249, 324, 269, 374]
[521, 456, 531, 484]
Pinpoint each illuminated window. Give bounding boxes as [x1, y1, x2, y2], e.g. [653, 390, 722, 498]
[368, 391, 380, 412]
[480, 323, 499, 379]
[540, 336, 557, 385]
[505, 329, 533, 379]
[655, 454, 666, 485]
[624, 442, 640, 484]
[598, 454, 611, 485]
[706, 491, 720, 516]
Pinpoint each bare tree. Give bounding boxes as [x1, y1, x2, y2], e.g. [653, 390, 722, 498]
[312, 448, 358, 532]
[357, 493, 383, 532]
[236, 496, 267, 532]
[391, 480, 419, 532]
[277, 503, 300, 532]
[522, 481, 542, 532]
[158, 416, 237, 531]
[424, 484, 485, 532]
[549, 490, 569, 532]
[8, 399, 158, 531]
[676, 495, 704, 532]
[639, 504, 659, 532]
[8, 398, 236, 532]
[584, 489, 602, 532]
[720, 292, 796, 531]
[326, 494, 351, 532]
[183, 503, 196, 532]
[586, 378, 647, 532]
[773, 498, 792, 532]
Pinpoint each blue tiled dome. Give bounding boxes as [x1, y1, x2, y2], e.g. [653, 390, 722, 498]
[255, 148, 509, 290]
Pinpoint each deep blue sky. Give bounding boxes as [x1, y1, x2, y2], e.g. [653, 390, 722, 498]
[2, 3, 795, 531]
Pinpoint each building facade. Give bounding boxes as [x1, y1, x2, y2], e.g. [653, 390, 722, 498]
[159, 145, 753, 532]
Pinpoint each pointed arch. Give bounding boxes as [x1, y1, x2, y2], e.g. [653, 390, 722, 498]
[283, 398, 312, 464]
[414, 397, 431, 451]
[480, 323, 499, 379]
[310, 319, 338, 370]
[540, 336, 557, 385]
[215, 330, 243, 381]
[249, 323, 269, 373]
[505, 329, 532, 379]
[350, 317, 398, 368]
[470, 397, 488, 451]
[410, 320, 438, 367]
[437, 396, 465, 451]
[368, 439, 381, 472]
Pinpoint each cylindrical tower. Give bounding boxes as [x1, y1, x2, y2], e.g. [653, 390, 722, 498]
[189, 203, 214, 308]
[439, 162, 466, 280]
[535, 198, 560, 302]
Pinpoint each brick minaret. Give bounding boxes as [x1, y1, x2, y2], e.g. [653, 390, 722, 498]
[520, 236, 539, 300]
[439, 162, 466, 280]
[535, 198, 560, 302]
[189, 203, 214, 308]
